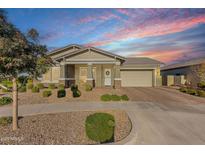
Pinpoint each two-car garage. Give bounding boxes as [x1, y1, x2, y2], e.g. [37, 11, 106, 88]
[121, 70, 153, 87]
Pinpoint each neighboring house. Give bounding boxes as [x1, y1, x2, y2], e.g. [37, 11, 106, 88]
[41, 44, 163, 88]
[161, 58, 205, 86]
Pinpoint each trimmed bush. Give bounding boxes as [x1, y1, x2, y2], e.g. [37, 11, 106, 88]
[197, 81, 205, 88]
[18, 86, 27, 92]
[27, 83, 33, 89]
[32, 86, 39, 93]
[27, 78, 33, 84]
[48, 83, 56, 89]
[57, 89, 66, 98]
[72, 89, 81, 97]
[187, 88, 197, 95]
[0, 97, 13, 106]
[58, 84, 65, 90]
[85, 83, 92, 91]
[43, 90, 52, 97]
[197, 90, 205, 97]
[179, 87, 188, 93]
[0, 117, 12, 126]
[71, 84, 78, 92]
[37, 83, 44, 89]
[121, 94, 129, 101]
[111, 94, 121, 101]
[101, 94, 112, 101]
[86, 113, 115, 143]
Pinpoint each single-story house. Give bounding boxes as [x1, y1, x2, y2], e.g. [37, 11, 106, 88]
[41, 44, 163, 88]
[161, 57, 205, 86]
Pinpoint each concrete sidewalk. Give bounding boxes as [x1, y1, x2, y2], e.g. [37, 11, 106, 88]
[0, 101, 205, 144]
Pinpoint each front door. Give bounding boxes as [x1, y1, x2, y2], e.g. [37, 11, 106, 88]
[104, 69, 111, 86]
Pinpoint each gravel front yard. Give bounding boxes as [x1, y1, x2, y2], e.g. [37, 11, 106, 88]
[0, 110, 131, 145]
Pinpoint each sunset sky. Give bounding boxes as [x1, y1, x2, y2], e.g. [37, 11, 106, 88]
[4, 8, 205, 64]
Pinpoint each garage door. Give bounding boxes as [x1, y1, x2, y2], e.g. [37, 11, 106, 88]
[121, 70, 153, 87]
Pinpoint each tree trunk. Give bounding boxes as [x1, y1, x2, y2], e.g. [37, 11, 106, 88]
[12, 77, 18, 130]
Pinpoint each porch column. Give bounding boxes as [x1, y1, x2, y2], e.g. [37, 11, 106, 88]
[59, 61, 66, 86]
[114, 62, 121, 88]
[152, 69, 156, 87]
[87, 63, 94, 87]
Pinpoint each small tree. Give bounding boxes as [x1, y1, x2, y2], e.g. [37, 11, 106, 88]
[0, 10, 52, 130]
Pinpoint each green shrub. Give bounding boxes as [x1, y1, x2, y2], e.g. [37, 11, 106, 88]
[197, 90, 205, 97]
[43, 90, 52, 97]
[86, 113, 115, 143]
[111, 94, 121, 101]
[121, 94, 129, 101]
[197, 81, 205, 88]
[37, 83, 44, 89]
[0, 97, 13, 106]
[18, 86, 27, 92]
[72, 89, 81, 97]
[101, 94, 111, 101]
[85, 83, 92, 91]
[57, 89, 66, 98]
[179, 87, 188, 93]
[48, 83, 56, 89]
[0, 117, 12, 126]
[32, 86, 39, 93]
[187, 88, 197, 95]
[58, 84, 65, 90]
[71, 84, 78, 92]
[27, 83, 33, 89]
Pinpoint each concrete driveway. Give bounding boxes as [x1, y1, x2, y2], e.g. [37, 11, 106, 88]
[1, 87, 205, 144]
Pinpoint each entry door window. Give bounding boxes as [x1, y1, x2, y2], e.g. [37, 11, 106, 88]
[104, 69, 111, 86]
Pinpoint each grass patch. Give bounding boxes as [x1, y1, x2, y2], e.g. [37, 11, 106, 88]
[0, 97, 13, 106]
[0, 117, 12, 126]
[111, 94, 121, 101]
[121, 94, 129, 101]
[101, 94, 112, 101]
[86, 113, 115, 143]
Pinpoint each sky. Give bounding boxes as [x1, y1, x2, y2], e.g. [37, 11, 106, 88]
[4, 8, 205, 64]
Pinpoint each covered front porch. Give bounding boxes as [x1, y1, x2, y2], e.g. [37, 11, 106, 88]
[59, 62, 121, 88]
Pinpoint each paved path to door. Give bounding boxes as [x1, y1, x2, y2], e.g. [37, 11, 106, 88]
[0, 101, 205, 144]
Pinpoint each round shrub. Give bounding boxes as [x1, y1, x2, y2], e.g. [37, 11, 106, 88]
[197, 90, 205, 97]
[86, 113, 115, 143]
[101, 94, 111, 101]
[43, 90, 52, 97]
[71, 84, 78, 92]
[48, 83, 56, 89]
[121, 95, 129, 101]
[57, 89, 66, 98]
[32, 86, 40, 93]
[58, 84, 65, 90]
[37, 83, 44, 89]
[18, 86, 27, 92]
[85, 83, 92, 91]
[187, 88, 197, 95]
[72, 89, 81, 97]
[0, 97, 13, 106]
[111, 95, 121, 101]
[179, 87, 188, 93]
[27, 78, 33, 84]
[0, 117, 12, 126]
[27, 83, 33, 89]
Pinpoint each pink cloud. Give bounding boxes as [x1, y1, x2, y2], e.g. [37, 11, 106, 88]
[133, 50, 186, 63]
[86, 15, 205, 47]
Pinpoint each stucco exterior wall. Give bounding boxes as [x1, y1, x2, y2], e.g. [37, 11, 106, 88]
[42, 66, 60, 83]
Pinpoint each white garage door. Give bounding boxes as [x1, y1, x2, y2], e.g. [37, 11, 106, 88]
[121, 70, 153, 87]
